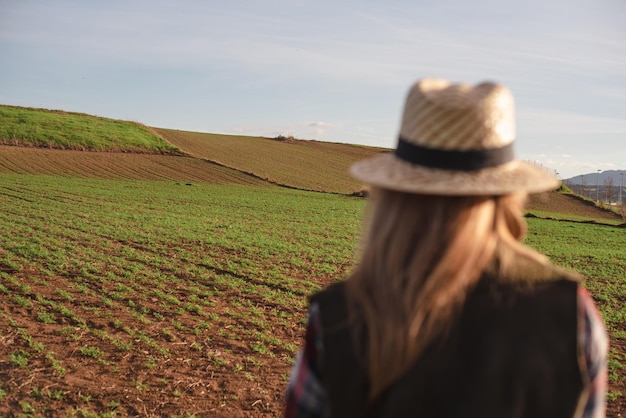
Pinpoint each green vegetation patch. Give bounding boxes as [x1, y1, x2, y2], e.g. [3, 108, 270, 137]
[0, 173, 363, 415]
[525, 217, 626, 401]
[0, 105, 181, 154]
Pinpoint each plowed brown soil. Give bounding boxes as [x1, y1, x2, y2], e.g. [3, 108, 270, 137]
[0, 145, 268, 186]
[153, 128, 385, 194]
[1, 262, 299, 417]
[527, 191, 624, 221]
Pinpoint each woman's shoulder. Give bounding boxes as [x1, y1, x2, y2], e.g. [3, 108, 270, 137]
[483, 244, 584, 286]
[309, 280, 348, 305]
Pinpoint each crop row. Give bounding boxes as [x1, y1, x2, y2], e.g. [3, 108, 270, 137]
[0, 174, 362, 415]
[155, 128, 383, 194]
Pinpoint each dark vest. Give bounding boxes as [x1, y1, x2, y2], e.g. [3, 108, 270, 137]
[310, 254, 586, 418]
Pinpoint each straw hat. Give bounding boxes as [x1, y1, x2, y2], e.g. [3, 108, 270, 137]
[350, 78, 560, 195]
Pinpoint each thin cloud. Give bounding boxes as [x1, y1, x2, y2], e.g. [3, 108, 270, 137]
[518, 109, 626, 135]
[308, 122, 338, 128]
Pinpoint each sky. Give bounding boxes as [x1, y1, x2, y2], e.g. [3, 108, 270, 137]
[1, 0, 625, 179]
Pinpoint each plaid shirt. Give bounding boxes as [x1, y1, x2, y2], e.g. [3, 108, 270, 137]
[285, 286, 608, 418]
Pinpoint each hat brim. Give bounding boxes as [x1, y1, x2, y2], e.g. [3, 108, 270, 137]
[350, 153, 560, 195]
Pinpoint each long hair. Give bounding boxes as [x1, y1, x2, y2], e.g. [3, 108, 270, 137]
[346, 188, 543, 399]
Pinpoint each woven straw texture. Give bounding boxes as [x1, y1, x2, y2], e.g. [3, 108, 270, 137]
[350, 78, 559, 195]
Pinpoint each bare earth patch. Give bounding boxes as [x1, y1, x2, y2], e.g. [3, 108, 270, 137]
[0, 145, 268, 186]
[0, 261, 307, 417]
[527, 191, 623, 222]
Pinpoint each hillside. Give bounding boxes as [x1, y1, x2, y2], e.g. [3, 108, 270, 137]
[0, 105, 180, 154]
[527, 191, 623, 222]
[1, 104, 623, 221]
[153, 128, 386, 194]
[0, 104, 386, 193]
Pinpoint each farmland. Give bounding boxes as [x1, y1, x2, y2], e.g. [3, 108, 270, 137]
[153, 128, 385, 194]
[0, 146, 267, 186]
[0, 105, 625, 416]
[0, 175, 362, 416]
[0, 173, 624, 416]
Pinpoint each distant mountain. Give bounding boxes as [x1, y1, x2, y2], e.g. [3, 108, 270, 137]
[564, 170, 626, 204]
[565, 170, 626, 186]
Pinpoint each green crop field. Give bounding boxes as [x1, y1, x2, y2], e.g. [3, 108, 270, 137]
[0, 174, 363, 416]
[0, 173, 624, 416]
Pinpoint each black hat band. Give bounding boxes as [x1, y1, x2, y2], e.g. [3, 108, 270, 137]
[395, 136, 515, 171]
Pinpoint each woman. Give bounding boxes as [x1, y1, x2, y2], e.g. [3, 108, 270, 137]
[285, 79, 608, 417]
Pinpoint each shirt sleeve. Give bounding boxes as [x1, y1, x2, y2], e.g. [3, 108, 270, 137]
[578, 286, 609, 418]
[285, 302, 329, 418]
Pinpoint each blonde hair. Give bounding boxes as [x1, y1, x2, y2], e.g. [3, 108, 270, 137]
[346, 188, 539, 399]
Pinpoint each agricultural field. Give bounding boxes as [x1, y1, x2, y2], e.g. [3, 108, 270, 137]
[526, 191, 624, 224]
[0, 174, 363, 416]
[0, 146, 268, 186]
[0, 106, 624, 416]
[154, 128, 386, 194]
[0, 173, 624, 416]
[0, 105, 388, 194]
